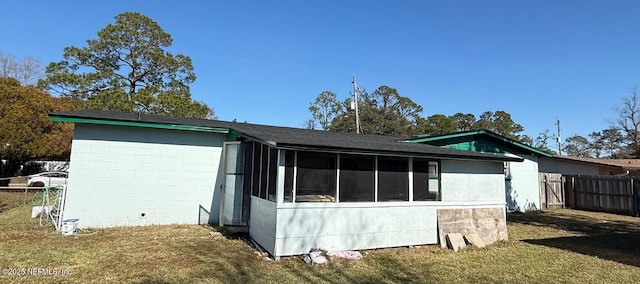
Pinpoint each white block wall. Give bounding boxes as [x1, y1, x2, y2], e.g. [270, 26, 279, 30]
[505, 154, 540, 212]
[63, 124, 225, 228]
[440, 159, 506, 203]
[264, 159, 506, 256]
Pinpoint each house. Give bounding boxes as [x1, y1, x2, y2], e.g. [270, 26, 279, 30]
[49, 110, 521, 257]
[406, 130, 553, 212]
[539, 155, 640, 176]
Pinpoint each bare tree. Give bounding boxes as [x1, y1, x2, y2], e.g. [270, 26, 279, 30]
[0, 52, 42, 85]
[616, 86, 640, 158]
[0, 53, 17, 79]
[18, 56, 41, 85]
[304, 119, 316, 130]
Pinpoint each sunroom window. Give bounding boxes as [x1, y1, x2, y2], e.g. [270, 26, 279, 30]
[295, 151, 337, 202]
[284, 150, 295, 202]
[259, 144, 269, 200]
[377, 157, 409, 201]
[247, 141, 278, 202]
[267, 148, 277, 201]
[413, 159, 440, 201]
[339, 154, 375, 202]
[251, 142, 261, 197]
[280, 150, 442, 203]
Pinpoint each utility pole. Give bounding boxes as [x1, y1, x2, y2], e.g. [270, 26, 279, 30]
[556, 119, 562, 155]
[352, 74, 361, 134]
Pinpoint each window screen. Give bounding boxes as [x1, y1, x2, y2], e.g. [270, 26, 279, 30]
[241, 141, 253, 221]
[413, 159, 440, 201]
[339, 154, 374, 202]
[295, 151, 336, 202]
[251, 142, 261, 197]
[413, 159, 429, 201]
[267, 148, 277, 201]
[378, 157, 409, 201]
[284, 150, 295, 202]
[260, 144, 269, 199]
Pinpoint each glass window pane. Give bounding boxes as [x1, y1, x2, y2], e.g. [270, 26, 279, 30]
[339, 155, 374, 202]
[295, 151, 336, 202]
[378, 157, 409, 201]
[429, 162, 438, 177]
[428, 161, 440, 200]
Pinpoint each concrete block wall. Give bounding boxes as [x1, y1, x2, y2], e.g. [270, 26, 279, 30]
[63, 124, 225, 228]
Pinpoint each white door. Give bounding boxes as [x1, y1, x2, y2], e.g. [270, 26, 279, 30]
[219, 142, 245, 226]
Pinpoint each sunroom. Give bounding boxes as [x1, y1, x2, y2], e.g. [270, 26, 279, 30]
[224, 126, 522, 257]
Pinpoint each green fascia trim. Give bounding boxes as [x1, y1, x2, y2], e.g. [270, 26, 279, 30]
[227, 129, 241, 141]
[49, 116, 230, 134]
[408, 130, 553, 157]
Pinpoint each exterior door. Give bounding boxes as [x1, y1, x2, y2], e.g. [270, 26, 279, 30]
[219, 141, 245, 226]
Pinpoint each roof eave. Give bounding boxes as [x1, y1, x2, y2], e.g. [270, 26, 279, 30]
[275, 143, 523, 162]
[49, 114, 230, 134]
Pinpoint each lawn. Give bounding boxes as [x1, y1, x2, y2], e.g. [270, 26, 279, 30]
[1, 192, 640, 283]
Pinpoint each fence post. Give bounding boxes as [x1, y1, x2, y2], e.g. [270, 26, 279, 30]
[561, 176, 565, 208]
[573, 176, 577, 209]
[544, 175, 549, 210]
[633, 178, 639, 217]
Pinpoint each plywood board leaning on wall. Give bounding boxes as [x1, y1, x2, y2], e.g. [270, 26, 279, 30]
[437, 208, 508, 248]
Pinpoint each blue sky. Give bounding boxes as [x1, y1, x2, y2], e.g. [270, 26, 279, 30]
[3, 1, 640, 148]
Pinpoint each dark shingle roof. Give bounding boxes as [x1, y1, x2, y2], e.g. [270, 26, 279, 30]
[49, 110, 522, 162]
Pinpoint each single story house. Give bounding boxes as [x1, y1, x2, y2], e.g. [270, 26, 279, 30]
[539, 155, 640, 176]
[50, 110, 521, 257]
[405, 130, 553, 212]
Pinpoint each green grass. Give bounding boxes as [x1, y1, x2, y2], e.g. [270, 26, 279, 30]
[1, 207, 639, 283]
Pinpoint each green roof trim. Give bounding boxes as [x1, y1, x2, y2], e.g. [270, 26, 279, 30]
[407, 130, 553, 157]
[49, 116, 230, 134]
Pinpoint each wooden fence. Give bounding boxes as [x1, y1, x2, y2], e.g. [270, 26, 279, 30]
[539, 173, 564, 209]
[564, 175, 640, 216]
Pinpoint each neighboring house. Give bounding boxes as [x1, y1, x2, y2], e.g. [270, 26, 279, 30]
[406, 130, 553, 212]
[539, 155, 640, 176]
[49, 110, 521, 257]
